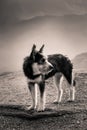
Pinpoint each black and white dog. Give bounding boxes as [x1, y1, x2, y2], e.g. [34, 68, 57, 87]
[23, 44, 75, 111]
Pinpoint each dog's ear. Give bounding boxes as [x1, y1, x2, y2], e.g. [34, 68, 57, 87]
[32, 44, 36, 52]
[39, 44, 44, 53]
[30, 44, 36, 60]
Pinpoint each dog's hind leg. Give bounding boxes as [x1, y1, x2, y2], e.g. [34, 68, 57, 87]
[38, 82, 45, 111]
[71, 73, 76, 101]
[54, 73, 63, 103]
[70, 73, 76, 101]
[28, 82, 37, 110]
[68, 86, 75, 101]
[66, 75, 76, 102]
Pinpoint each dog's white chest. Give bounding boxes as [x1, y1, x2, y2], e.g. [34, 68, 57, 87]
[32, 63, 41, 75]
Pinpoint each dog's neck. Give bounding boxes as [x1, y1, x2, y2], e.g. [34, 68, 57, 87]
[32, 63, 41, 75]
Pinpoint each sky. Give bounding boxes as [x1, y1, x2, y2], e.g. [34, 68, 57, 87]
[0, 0, 87, 73]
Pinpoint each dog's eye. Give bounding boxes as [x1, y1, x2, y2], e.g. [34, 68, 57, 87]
[39, 58, 46, 64]
[41, 58, 45, 63]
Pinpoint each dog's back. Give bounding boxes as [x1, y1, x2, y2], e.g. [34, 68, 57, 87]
[47, 54, 73, 84]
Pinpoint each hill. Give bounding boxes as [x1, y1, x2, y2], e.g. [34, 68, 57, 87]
[73, 52, 87, 72]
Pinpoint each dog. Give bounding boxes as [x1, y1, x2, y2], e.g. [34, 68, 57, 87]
[23, 44, 76, 111]
[23, 44, 53, 111]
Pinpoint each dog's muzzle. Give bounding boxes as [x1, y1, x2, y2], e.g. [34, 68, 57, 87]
[44, 60, 54, 72]
[48, 64, 54, 70]
[38, 58, 54, 74]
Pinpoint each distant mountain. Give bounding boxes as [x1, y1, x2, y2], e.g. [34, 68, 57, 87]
[72, 52, 87, 72]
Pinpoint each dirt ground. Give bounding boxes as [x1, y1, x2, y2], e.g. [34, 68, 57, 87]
[0, 71, 87, 130]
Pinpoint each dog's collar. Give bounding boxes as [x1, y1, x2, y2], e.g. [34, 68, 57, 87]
[31, 73, 42, 80]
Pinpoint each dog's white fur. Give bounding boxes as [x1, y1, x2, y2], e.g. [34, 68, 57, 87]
[23, 45, 75, 111]
[27, 67, 75, 111]
[26, 61, 50, 111]
[53, 73, 75, 103]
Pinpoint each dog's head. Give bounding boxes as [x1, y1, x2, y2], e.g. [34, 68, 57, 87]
[29, 44, 53, 75]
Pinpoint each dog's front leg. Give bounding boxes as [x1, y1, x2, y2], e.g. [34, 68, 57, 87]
[38, 82, 45, 111]
[28, 82, 37, 110]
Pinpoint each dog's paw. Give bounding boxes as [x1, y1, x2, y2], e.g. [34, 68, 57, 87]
[53, 100, 62, 104]
[24, 106, 34, 111]
[67, 99, 74, 103]
[37, 107, 45, 112]
[37, 109, 44, 112]
[53, 101, 58, 104]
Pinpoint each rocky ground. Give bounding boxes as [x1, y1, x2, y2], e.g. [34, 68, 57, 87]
[0, 71, 87, 130]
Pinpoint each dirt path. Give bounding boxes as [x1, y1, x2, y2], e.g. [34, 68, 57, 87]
[0, 105, 87, 130]
[0, 72, 87, 130]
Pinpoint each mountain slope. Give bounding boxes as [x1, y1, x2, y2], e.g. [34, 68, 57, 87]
[73, 52, 87, 72]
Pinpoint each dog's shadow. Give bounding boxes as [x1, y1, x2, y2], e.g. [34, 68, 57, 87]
[0, 104, 59, 120]
[0, 100, 85, 120]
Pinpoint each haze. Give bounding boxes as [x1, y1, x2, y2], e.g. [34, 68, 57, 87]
[0, 0, 87, 73]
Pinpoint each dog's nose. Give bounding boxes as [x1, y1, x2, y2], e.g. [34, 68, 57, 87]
[49, 65, 54, 70]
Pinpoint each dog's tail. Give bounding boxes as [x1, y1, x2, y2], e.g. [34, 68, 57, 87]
[72, 71, 76, 86]
[73, 79, 76, 86]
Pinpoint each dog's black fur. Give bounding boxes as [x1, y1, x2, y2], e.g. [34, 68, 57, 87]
[23, 45, 42, 79]
[45, 54, 73, 84]
[23, 44, 75, 111]
[23, 44, 54, 111]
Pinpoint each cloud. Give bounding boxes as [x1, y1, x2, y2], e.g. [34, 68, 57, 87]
[0, 0, 87, 26]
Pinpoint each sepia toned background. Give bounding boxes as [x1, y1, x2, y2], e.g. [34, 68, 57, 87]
[0, 0, 87, 73]
[0, 1, 87, 129]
